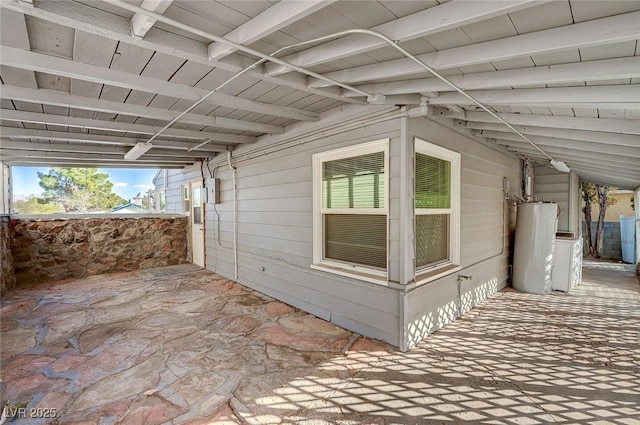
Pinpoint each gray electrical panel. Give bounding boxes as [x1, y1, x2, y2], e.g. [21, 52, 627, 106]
[206, 178, 219, 204]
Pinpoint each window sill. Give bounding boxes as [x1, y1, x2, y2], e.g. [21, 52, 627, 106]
[310, 263, 388, 286]
[415, 264, 461, 286]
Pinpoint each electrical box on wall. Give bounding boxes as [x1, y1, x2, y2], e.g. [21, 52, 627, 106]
[206, 178, 219, 204]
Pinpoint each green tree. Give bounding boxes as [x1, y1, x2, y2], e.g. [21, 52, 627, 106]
[37, 168, 126, 213]
[581, 182, 617, 258]
[13, 196, 62, 214]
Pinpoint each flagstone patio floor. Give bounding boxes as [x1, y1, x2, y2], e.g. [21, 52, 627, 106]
[1, 261, 638, 424]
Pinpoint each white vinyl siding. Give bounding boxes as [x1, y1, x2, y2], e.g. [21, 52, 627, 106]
[205, 116, 402, 345]
[404, 116, 519, 350]
[534, 165, 580, 234]
[157, 110, 520, 350]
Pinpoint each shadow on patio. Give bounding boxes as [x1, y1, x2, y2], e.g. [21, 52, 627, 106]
[1, 261, 639, 424]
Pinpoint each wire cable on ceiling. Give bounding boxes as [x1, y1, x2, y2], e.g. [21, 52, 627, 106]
[108, 0, 567, 170]
[267, 28, 558, 163]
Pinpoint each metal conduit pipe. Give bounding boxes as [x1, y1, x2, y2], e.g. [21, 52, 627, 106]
[227, 151, 238, 281]
[107, 0, 566, 169]
[268, 28, 559, 164]
[105, 0, 374, 152]
[104, 0, 372, 98]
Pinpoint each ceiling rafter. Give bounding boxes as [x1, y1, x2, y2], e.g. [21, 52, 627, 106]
[307, 11, 640, 87]
[0, 140, 223, 157]
[266, 0, 547, 76]
[0, 7, 38, 104]
[431, 109, 640, 135]
[504, 156, 640, 182]
[130, 0, 174, 38]
[0, 0, 356, 103]
[504, 151, 640, 183]
[1, 159, 186, 169]
[343, 57, 640, 97]
[2, 127, 149, 144]
[207, 0, 335, 61]
[428, 85, 640, 107]
[570, 171, 639, 187]
[567, 165, 640, 178]
[0, 85, 285, 134]
[0, 148, 198, 164]
[0, 110, 256, 144]
[481, 130, 640, 157]
[459, 121, 640, 147]
[0, 128, 227, 152]
[1, 47, 318, 122]
[0, 0, 635, 189]
[496, 142, 640, 167]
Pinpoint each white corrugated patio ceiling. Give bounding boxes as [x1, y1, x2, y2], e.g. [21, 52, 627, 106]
[0, 0, 638, 189]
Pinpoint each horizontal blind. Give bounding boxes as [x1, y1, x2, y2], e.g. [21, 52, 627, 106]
[416, 214, 449, 267]
[415, 153, 450, 209]
[323, 151, 385, 209]
[321, 150, 386, 269]
[325, 214, 387, 269]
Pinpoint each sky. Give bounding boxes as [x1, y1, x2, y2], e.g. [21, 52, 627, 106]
[12, 166, 159, 201]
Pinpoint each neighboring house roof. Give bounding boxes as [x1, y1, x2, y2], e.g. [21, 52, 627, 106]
[111, 203, 151, 214]
[0, 1, 638, 189]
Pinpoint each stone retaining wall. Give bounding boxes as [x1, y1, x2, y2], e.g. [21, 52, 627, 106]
[1, 216, 16, 295]
[11, 216, 188, 285]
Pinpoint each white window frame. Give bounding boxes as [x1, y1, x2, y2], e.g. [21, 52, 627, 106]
[414, 138, 461, 281]
[1, 164, 10, 215]
[181, 184, 191, 215]
[157, 189, 166, 213]
[311, 139, 389, 284]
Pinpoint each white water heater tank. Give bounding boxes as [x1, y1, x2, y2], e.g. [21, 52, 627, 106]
[512, 202, 557, 294]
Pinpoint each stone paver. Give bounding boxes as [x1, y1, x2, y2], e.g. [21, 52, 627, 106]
[1, 262, 638, 424]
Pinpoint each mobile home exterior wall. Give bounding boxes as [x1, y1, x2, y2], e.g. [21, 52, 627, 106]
[533, 165, 581, 235]
[402, 116, 519, 349]
[206, 114, 403, 345]
[158, 107, 521, 349]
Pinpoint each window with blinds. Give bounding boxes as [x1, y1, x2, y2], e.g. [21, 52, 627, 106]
[415, 138, 461, 272]
[313, 139, 388, 275]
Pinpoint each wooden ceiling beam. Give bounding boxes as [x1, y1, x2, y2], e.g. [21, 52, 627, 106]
[1, 46, 318, 122]
[496, 142, 640, 167]
[428, 85, 640, 107]
[0, 131, 227, 153]
[130, 0, 174, 38]
[307, 11, 640, 86]
[442, 110, 640, 136]
[1, 0, 356, 103]
[0, 148, 208, 163]
[0, 140, 224, 157]
[0, 109, 256, 144]
[0, 85, 284, 134]
[207, 0, 335, 61]
[460, 121, 640, 147]
[266, 0, 547, 76]
[0, 158, 188, 169]
[344, 57, 640, 97]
